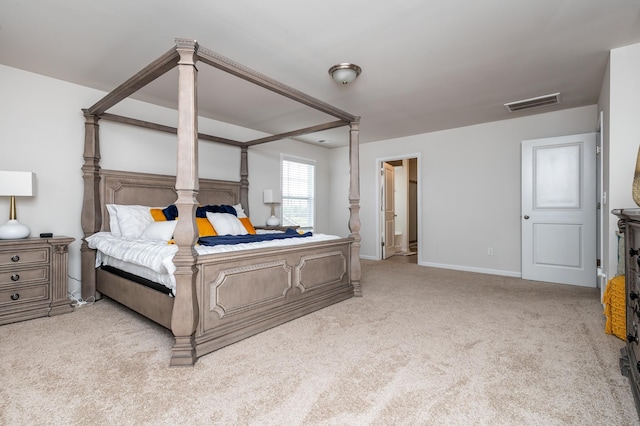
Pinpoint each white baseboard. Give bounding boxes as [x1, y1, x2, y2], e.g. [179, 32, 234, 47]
[420, 261, 521, 278]
[597, 267, 607, 289]
[360, 255, 378, 261]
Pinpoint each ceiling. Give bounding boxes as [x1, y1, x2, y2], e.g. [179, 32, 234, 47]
[2, 1, 640, 147]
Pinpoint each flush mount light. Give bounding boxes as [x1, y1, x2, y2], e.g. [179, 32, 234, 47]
[329, 63, 362, 85]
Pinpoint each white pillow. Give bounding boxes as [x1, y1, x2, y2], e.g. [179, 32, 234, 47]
[113, 205, 155, 239]
[106, 204, 122, 237]
[206, 212, 248, 236]
[141, 221, 177, 241]
[232, 203, 247, 218]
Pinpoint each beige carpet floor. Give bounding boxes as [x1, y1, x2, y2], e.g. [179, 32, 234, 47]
[1, 260, 638, 425]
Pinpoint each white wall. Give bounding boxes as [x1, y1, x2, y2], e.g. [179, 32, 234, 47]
[606, 42, 640, 278]
[248, 140, 333, 232]
[0, 65, 92, 298]
[0, 64, 334, 298]
[330, 105, 598, 276]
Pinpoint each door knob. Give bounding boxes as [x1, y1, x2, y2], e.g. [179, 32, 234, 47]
[523, 215, 530, 220]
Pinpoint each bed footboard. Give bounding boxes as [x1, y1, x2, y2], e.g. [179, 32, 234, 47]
[193, 238, 353, 357]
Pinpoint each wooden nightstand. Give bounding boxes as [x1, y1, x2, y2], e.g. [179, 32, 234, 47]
[0, 236, 75, 325]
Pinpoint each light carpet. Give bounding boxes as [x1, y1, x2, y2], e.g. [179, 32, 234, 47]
[1, 260, 638, 425]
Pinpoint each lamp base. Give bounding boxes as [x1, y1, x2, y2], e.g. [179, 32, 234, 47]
[0, 219, 31, 239]
[266, 215, 280, 226]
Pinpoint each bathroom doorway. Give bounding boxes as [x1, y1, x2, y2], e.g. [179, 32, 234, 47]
[379, 156, 419, 263]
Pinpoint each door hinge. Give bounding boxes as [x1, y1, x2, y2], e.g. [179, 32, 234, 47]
[596, 145, 601, 154]
[381, 241, 385, 247]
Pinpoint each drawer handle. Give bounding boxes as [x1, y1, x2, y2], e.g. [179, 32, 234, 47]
[10, 293, 19, 301]
[11, 255, 20, 262]
[10, 274, 19, 282]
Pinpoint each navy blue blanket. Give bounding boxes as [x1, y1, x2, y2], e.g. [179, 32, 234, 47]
[199, 228, 312, 247]
[163, 204, 237, 220]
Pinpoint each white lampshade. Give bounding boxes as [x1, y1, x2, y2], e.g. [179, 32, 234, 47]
[263, 189, 280, 204]
[263, 189, 274, 204]
[0, 171, 35, 239]
[263, 189, 280, 227]
[0, 171, 35, 196]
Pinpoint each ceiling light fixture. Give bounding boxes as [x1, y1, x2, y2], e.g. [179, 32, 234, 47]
[329, 63, 362, 85]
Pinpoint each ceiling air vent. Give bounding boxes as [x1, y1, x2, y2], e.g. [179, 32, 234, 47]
[504, 93, 560, 112]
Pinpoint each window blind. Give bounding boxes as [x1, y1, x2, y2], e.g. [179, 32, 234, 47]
[281, 157, 315, 229]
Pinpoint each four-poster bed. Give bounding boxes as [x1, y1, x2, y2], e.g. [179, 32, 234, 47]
[81, 38, 361, 366]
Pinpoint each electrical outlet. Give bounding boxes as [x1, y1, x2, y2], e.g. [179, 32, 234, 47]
[487, 247, 494, 256]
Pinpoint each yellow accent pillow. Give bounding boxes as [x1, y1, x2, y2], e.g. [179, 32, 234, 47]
[197, 217, 217, 237]
[240, 217, 256, 235]
[150, 208, 217, 237]
[150, 208, 167, 222]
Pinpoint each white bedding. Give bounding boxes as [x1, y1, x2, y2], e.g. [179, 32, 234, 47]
[97, 253, 176, 291]
[85, 231, 341, 294]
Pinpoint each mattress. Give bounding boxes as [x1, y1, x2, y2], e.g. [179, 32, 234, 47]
[85, 231, 342, 294]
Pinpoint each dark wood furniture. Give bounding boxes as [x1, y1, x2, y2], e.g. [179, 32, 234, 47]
[80, 39, 362, 366]
[0, 236, 74, 325]
[612, 208, 640, 418]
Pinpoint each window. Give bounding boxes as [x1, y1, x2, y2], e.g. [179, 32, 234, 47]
[281, 156, 315, 230]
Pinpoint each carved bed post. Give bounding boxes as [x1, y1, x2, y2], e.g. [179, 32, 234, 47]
[240, 146, 250, 216]
[171, 39, 200, 366]
[81, 111, 101, 300]
[349, 119, 362, 296]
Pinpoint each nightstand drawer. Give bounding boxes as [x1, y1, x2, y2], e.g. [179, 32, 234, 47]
[0, 284, 49, 306]
[0, 266, 49, 286]
[0, 248, 49, 267]
[0, 236, 73, 325]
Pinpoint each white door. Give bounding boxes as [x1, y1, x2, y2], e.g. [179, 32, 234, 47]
[382, 162, 396, 259]
[521, 133, 596, 287]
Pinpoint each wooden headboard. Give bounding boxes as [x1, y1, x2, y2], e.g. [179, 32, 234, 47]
[99, 169, 241, 232]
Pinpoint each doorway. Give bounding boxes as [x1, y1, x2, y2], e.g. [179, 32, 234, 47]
[379, 156, 420, 263]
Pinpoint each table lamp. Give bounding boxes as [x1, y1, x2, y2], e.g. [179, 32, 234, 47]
[0, 171, 35, 239]
[263, 189, 280, 226]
